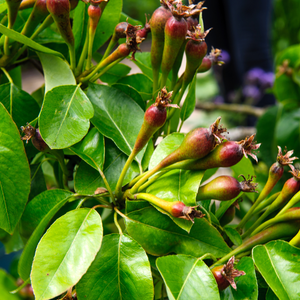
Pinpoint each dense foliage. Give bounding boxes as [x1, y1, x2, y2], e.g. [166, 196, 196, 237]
[0, 0, 300, 299]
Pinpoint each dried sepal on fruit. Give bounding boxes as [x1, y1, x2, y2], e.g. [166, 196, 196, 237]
[237, 134, 261, 162]
[125, 23, 145, 59]
[277, 146, 298, 166]
[212, 257, 245, 290]
[21, 123, 36, 143]
[21, 124, 49, 152]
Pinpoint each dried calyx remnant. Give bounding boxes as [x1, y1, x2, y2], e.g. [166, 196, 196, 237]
[237, 134, 261, 162]
[277, 146, 298, 166]
[238, 175, 258, 192]
[125, 23, 144, 59]
[154, 87, 179, 109]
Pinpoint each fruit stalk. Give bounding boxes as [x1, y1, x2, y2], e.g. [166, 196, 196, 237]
[214, 221, 300, 266]
[236, 146, 297, 230]
[132, 193, 203, 222]
[115, 88, 176, 199]
[242, 166, 300, 238]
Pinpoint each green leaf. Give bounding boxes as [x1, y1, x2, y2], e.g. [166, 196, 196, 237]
[39, 85, 94, 149]
[223, 226, 242, 246]
[20, 189, 73, 238]
[146, 169, 205, 232]
[276, 108, 300, 157]
[266, 288, 280, 300]
[180, 76, 196, 122]
[18, 191, 73, 280]
[92, 0, 122, 52]
[133, 52, 153, 79]
[74, 139, 139, 194]
[216, 196, 240, 219]
[29, 163, 47, 201]
[100, 63, 131, 84]
[0, 24, 64, 58]
[125, 200, 231, 257]
[112, 83, 145, 109]
[76, 233, 153, 300]
[220, 257, 258, 300]
[70, 127, 105, 171]
[87, 84, 145, 164]
[0, 269, 20, 300]
[256, 105, 280, 167]
[252, 240, 300, 300]
[156, 254, 220, 300]
[0, 103, 30, 234]
[149, 132, 184, 169]
[0, 82, 40, 129]
[1, 228, 24, 254]
[119, 12, 143, 26]
[31, 209, 103, 300]
[38, 52, 76, 93]
[117, 73, 153, 101]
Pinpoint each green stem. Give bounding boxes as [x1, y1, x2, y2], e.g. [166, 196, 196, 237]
[90, 57, 123, 82]
[252, 192, 280, 215]
[277, 190, 300, 216]
[289, 230, 300, 247]
[115, 149, 138, 200]
[1, 67, 13, 83]
[128, 171, 149, 188]
[102, 36, 118, 61]
[198, 205, 211, 224]
[75, 25, 89, 76]
[138, 170, 169, 192]
[199, 12, 204, 33]
[114, 210, 123, 235]
[199, 253, 217, 263]
[97, 168, 115, 205]
[68, 44, 76, 72]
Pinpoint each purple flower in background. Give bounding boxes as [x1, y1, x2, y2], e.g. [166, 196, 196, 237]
[243, 85, 261, 100]
[219, 50, 230, 65]
[245, 67, 265, 84]
[213, 95, 225, 104]
[260, 72, 275, 89]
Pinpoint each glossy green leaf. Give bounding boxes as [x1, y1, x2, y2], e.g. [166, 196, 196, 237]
[256, 105, 280, 167]
[119, 12, 143, 26]
[0, 82, 40, 129]
[276, 108, 300, 157]
[20, 189, 73, 238]
[134, 52, 153, 79]
[224, 226, 242, 246]
[76, 233, 153, 300]
[231, 156, 255, 201]
[147, 169, 205, 232]
[266, 288, 280, 300]
[181, 76, 196, 122]
[0, 103, 30, 234]
[100, 63, 131, 84]
[29, 163, 47, 201]
[31, 209, 103, 300]
[18, 191, 73, 280]
[87, 84, 145, 163]
[157, 254, 220, 300]
[0, 269, 20, 300]
[72, 0, 88, 60]
[253, 240, 300, 300]
[125, 200, 231, 257]
[39, 85, 94, 149]
[74, 139, 139, 194]
[149, 132, 184, 169]
[38, 53, 76, 93]
[117, 73, 153, 101]
[112, 83, 145, 109]
[70, 127, 105, 171]
[92, 0, 122, 52]
[0, 24, 64, 58]
[216, 197, 239, 219]
[220, 257, 258, 300]
[1, 228, 24, 254]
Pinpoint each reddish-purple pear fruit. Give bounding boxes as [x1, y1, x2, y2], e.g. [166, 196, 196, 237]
[150, 0, 172, 94]
[133, 193, 203, 222]
[21, 124, 49, 152]
[114, 22, 129, 39]
[69, 0, 79, 10]
[212, 257, 245, 291]
[137, 16, 151, 39]
[197, 175, 257, 201]
[46, 0, 74, 48]
[134, 88, 178, 154]
[168, 135, 260, 171]
[198, 48, 224, 73]
[220, 202, 239, 227]
[160, 1, 189, 88]
[21, 0, 49, 37]
[88, 4, 102, 31]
